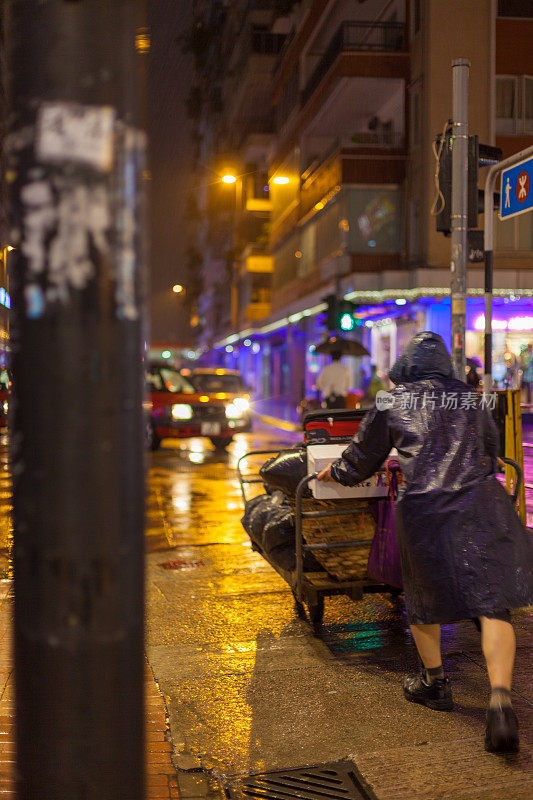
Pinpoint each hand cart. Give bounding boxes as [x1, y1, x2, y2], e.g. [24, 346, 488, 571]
[237, 445, 396, 630]
[237, 449, 523, 631]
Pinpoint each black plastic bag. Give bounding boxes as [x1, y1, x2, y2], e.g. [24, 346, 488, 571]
[262, 505, 295, 553]
[241, 491, 288, 546]
[259, 447, 311, 498]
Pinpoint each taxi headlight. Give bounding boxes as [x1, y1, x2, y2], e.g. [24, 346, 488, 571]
[225, 403, 243, 419]
[233, 397, 250, 412]
[171, 403, 193, 420]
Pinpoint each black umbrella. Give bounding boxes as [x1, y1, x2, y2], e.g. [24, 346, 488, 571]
[314, 335, 370, 357]
[466, 357, 482, 370]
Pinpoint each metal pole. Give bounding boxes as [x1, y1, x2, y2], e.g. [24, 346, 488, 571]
[450, 58, 469, 382]
[5, 2, 146, 798]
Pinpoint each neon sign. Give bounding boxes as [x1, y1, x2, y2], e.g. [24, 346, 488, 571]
[474, 314, 533, 332]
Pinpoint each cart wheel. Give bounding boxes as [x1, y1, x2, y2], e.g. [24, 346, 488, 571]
[308, 596, 325, 629]
[291, 590, 306, 619]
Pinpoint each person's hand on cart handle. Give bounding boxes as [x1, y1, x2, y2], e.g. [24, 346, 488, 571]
[317, 463, 335, 482]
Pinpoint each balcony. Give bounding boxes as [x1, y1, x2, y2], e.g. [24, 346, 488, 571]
[302, 20, 406, 107]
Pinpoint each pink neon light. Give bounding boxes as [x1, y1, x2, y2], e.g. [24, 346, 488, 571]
[474, 314, 533, 332]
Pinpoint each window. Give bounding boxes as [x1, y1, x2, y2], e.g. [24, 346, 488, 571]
[498, 0, 533, 17]
[496, 75, 533, 134]
[496, 76, 517, 134]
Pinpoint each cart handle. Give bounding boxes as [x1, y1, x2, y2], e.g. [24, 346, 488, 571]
[499, 456, 522, 506]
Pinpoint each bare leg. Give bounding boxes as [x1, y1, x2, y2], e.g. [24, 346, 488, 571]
[409, 623, 442, 669]
[403, 623, 452, 710]
[479, 617, 516, 690]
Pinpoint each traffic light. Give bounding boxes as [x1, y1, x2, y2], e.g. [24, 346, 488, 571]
[435, 133, 502, 235]
[323, 296, 358, 332]
[338, 300, 357, 331]
[324, 294, 338, 331]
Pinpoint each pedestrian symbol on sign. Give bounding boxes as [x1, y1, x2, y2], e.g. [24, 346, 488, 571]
[517, 171, 529, 203]
[505, 177, 511, 208]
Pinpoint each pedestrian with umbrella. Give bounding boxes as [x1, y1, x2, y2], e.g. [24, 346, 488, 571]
[315, 335, 369, 409]
[317, 331, 533, 753]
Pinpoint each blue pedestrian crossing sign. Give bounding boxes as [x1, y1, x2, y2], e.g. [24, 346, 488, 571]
[500, 156, 533, 219]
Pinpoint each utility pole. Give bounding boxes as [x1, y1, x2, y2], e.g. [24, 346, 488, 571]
[450, 58, 469, 382]
[5, 2, 146, 798]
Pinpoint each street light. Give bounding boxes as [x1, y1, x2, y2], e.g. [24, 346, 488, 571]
[221, 174, 236, 184]
[172, 284, 183, 294]
[272, 176, 289, 185]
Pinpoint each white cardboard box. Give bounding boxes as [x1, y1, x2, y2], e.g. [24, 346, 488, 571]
[307, 444, 389, 500]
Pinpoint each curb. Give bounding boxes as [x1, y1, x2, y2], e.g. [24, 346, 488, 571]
[252, 412, 301, 433]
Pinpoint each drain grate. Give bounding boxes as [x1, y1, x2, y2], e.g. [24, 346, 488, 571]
[158, 558, 205, 570]
[225, 762, 376, 800]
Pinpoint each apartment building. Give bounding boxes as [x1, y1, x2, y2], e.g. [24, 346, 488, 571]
[196, 0, 533, 407]
[190, 0, 289, 357]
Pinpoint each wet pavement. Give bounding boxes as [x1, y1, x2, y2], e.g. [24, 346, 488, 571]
[145, 424, 533, 799]
[0, 420, 530, 798]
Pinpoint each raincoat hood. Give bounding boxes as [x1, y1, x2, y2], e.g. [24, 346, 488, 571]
[389, 331, 453, 384]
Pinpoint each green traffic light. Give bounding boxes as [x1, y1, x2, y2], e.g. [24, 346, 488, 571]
[340, 312, 354, 331]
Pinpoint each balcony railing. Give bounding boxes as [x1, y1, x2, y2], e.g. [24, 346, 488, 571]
[302, 20, 405, 106]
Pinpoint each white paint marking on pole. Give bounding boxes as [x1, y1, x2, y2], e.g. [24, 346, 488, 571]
[36, 102, 116, 172]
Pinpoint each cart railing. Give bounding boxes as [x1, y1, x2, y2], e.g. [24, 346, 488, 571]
[294, 473, 375, 602]
[236, 448, 301, 504]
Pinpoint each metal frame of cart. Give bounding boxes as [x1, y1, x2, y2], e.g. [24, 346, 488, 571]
[237, 449, 522, 630]
[237, 446, 397, 629]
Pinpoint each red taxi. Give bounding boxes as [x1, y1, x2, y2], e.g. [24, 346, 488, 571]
[146, 363, 250, 450]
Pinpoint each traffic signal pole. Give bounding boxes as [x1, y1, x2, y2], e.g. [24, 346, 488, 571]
[483, 143, 533, 390]
[450, 58, 469, 382]
[5, 2, 146, 798]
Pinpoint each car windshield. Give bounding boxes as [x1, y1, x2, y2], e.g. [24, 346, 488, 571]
[146, 366, 195, 394]
[192, 373, 245, 393]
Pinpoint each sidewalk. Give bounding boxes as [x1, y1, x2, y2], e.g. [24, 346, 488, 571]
[0, 582, 181, 799]
[144, 435, 532, 800]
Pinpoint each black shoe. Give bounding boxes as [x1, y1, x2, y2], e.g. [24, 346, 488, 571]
[484, 706, 519, 753]
[402, 671, 454, 711]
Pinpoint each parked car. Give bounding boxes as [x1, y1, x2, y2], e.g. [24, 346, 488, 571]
[146, 363, 250, 450]
[190, 368, 252, 431]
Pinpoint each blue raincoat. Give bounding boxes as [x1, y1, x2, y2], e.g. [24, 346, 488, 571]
[331, 332, 533, 624]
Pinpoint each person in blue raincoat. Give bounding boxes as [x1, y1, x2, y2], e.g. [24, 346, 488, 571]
[318, 331, 533, 753]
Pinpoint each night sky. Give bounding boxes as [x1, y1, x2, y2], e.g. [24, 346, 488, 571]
[147, 0, 194, 344]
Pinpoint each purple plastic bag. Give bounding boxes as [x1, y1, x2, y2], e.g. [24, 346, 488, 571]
[367, 466, 403, 589]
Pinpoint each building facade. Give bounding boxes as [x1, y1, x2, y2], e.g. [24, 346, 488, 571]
[192, 0, 533, 412]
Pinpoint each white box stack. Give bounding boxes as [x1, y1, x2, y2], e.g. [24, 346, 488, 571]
[307, 444, 389, 500]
